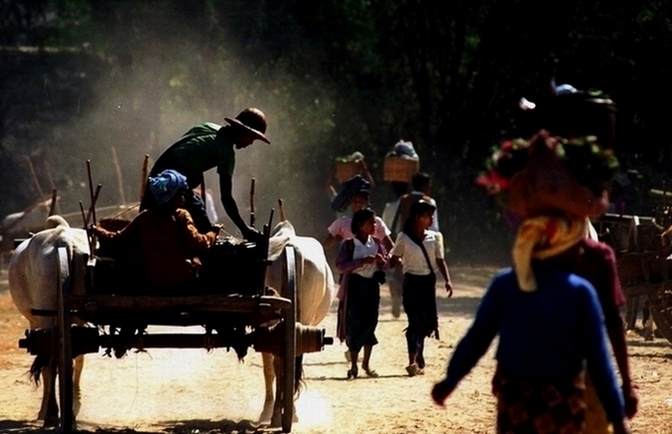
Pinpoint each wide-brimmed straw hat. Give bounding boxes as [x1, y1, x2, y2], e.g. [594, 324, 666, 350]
[224, 107, 271, 144]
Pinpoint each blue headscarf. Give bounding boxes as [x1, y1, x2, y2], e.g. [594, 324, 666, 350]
[149, 169, 188, 205]
[331, 174, 371, 212]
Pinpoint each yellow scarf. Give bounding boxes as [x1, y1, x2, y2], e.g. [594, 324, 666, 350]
[512, 216, 587, 292]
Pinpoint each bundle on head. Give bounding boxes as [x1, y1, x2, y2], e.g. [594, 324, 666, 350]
[477, 130, 619, 219]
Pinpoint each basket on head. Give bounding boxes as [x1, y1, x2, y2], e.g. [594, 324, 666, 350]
[384, 156, 420, 183]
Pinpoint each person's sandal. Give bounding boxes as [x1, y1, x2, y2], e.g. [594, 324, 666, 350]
[406, 364, 419, 377]
[363, 367, 379, 378]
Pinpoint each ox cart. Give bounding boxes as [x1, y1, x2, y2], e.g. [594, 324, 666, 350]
[17, 218, 333, 433]
[596, 211, 672, 344]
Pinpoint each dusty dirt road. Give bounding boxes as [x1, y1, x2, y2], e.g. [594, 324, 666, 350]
[1, 266, 671, 434]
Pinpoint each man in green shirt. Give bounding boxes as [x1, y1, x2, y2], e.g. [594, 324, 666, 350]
[142, 107, 270, 241]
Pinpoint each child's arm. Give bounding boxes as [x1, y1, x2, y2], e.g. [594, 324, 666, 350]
[335, 240, 368, 274]
[435, 258, 453, 295]
[433, 232, 453, 293]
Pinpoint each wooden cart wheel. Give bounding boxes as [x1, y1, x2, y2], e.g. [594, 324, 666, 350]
[57, 247, 75, 432]
[647, 283, 672, 344]
[282, 245, 297, 433]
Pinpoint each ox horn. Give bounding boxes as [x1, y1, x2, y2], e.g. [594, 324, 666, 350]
[278, 199, 286, 222]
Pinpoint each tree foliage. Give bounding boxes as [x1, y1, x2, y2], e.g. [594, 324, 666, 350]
[1, 0, 671, 264]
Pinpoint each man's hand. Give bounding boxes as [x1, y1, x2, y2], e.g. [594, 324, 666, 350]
[623, 383, 639, 419]
[612, 420, 632, 434]
[242, 226, 263, 243]
[431, 379, 454, 407]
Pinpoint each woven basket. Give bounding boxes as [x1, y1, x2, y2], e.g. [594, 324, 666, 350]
[335, 161, 362, 184]
[384, 156, 420, 183]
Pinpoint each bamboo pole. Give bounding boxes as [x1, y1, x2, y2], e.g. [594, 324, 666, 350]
[110, 203, 139, 220]
[86, 160, 97, 225]
[79, 201, 94, 256]
[140, 154, 149, 203]
[24, 156, 45, 198]
[250, 178, 256, 227]
[44, 161, 57, 191]
[85, 184, 102, 226]
[111, 147, 127, 204]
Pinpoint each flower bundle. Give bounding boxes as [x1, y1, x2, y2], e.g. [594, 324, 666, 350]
[476, 134, 620, 198]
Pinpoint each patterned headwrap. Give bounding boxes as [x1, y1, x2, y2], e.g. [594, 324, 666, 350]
[149, 169, 188, 205]
[331, 174, 371, 212]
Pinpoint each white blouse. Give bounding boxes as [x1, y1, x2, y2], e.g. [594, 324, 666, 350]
[390, 231, 444, 276]
[352, 236, 380, 278]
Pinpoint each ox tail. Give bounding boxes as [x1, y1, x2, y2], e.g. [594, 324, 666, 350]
[29, 354, 50, 385]
[45, 215, 69, 229]
[294, 354, 305, 398]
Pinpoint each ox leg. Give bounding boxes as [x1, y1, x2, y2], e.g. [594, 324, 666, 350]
[271, 356, 284, 428]
[642, 300, 655, 341]
[40, 361, 60, 426]
[73, 355, 84, 416]
[259, 352, 276, 424]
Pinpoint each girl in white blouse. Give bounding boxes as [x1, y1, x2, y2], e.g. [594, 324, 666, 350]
[336, 208, 389, 379]
[390, 200, 453, 376]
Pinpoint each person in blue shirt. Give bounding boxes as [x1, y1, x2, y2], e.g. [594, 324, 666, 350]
[431, 217, 631, 434]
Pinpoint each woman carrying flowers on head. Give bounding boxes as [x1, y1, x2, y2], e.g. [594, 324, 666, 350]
[432, 84, 634, 434]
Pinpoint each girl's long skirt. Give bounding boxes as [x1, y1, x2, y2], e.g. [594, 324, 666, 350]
[402, 272, 438, 358]
[492, 367, 587, 434]
[346, 273, 380, 353]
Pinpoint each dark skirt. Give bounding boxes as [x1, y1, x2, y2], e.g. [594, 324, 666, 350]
[492, 366, 587, 434]
[345, 273, 381, 353]
[402, 273, 439, 338]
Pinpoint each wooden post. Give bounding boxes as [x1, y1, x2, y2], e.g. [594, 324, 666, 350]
[85, 160, 98, 225]
[111, 147, 127, 205]
[140, 155, 149, 203]
[250, 178, 256, 227]
[79, 201, 94, 257]
[85, 184, 102, 226]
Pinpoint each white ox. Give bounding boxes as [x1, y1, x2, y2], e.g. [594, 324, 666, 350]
[8, 215, 89, 426]
[261, 219, 334, 425]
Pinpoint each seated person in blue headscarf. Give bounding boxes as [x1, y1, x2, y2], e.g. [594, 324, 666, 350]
[94, 169, 221, 291]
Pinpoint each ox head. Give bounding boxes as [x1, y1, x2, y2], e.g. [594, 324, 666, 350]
[268, 220, 296, 262]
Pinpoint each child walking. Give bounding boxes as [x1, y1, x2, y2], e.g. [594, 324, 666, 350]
[389, 200, 453, 376]
[336, 208, 389, 379]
